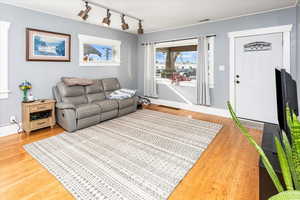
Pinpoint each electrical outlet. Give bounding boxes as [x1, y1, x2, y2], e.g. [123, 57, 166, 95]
[9, 116, 16, 124]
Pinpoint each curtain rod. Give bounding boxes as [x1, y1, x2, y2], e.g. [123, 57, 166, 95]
[141, 35, 216, 46]
[83, 0, 142, 21]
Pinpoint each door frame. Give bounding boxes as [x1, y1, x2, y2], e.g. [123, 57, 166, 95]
[228, 24, 292, 109]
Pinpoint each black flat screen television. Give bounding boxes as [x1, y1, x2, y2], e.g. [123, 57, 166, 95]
[275, 69, 298, 142]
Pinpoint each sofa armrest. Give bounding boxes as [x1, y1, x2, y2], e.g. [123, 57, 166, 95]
[56, 109, 77, 132]
[56, 103, 76, 110]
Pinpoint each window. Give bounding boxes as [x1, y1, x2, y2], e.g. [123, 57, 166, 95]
[155, 39, 198, 87]
[156, 51, 197, 78]
[0, 21, 10, 99]
[153, 37, 215, 105]
[78, 34, 121, 66]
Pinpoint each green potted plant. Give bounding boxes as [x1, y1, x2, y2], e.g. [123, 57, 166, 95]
[227, 102, 300, 200]
[19, 80, 32, 102]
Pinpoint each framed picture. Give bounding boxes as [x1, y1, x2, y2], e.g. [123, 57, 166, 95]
[26, 28, 71, 62]
[78, 34, 121, 66]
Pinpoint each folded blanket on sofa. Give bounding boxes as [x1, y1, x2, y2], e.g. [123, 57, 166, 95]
[108, 89, 136, 100]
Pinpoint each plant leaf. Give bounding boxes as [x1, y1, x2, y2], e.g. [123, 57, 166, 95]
[227, 102, 284, 192]
[275, 136, 294, 190]
[289, 111, 300, 189]
[286, 106, 293, 129]
[282, 131, 299, 190]
[268, 191, 300, 200]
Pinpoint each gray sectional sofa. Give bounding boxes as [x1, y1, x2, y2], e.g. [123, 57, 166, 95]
[53, 78, 137, 132]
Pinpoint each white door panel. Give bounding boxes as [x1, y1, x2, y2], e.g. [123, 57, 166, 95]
[235, 33, 283, 123]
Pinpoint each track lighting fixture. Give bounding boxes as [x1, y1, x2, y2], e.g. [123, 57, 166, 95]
[78, 1, 92, 20]
[102, 9, 111, 26]
[77, 0, 143, 32]
[137, 20, 144, 34]
[121, 14, 129, 30]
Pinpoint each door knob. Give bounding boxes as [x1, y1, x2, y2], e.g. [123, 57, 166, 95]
[236, 80, 240, 84]
[236, 75, 240, 78]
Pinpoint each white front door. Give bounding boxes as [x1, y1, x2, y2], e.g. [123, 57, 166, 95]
[235, 33, 283, 124]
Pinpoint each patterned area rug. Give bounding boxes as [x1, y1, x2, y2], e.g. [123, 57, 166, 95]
[24, 109, 222, 200]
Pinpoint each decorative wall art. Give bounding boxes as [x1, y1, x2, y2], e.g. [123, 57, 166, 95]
[78, 34, 121, 66]
[26, 28, 71, 62]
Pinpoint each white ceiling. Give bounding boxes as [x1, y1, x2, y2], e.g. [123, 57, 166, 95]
[0, 0, 297, 34]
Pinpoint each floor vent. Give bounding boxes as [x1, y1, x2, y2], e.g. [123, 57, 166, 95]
[157, 105, 180, 110]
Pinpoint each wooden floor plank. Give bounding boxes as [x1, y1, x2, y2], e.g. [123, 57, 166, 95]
[0, 105, 261, 200]
[0, 159, 43, 188]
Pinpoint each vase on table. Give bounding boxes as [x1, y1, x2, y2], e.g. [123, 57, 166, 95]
[22, 89, 28, 102]
[19, 80, 32, 102]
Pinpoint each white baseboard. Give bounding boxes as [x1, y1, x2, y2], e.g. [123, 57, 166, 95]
[0, 123, 22, 137]
[149, 98, 230, 118]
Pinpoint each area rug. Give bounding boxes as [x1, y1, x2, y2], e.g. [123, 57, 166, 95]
[24, 109, 222, 200]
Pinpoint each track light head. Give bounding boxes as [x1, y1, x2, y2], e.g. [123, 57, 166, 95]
[78, 1, 91, 20]
[78, 10, 85, 17]
[138, 20, 144, 34]
[102, 9, 111, 26]
[121, 14, 129, 30]
[122, 23, 129, 30]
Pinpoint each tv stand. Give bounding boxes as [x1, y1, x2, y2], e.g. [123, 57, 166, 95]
[259, 123, 283, 200]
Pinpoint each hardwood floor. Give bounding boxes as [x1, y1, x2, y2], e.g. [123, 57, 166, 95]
[0, 105, 262, 200]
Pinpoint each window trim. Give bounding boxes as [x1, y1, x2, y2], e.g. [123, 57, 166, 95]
[155, 39, 198, 48]
[0, 21, 10, 99]
[78, 34, 121, 67]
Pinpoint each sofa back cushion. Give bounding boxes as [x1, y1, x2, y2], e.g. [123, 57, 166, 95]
[61, 77, 94, 86]
[85, 80, 106, 102]
[56, 82, 87, 105]
[101, 78, 121, 96]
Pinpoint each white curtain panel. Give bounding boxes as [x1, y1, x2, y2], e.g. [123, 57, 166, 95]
[197, 37, 211, 106]
[143, 43, 158, 97]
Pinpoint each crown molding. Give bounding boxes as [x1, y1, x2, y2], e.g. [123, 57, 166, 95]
[144, 5, 296, 34]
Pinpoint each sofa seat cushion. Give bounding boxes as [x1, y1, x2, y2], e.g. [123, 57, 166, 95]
[75, 104, 100, 119]
[118, 97, 137, 109]
[94, 100, 118, 112]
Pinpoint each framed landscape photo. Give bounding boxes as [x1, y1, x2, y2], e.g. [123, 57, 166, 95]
[26, 28, 71, 62]
[78, 34, 121, 66]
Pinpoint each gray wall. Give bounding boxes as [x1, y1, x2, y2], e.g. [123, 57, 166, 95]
[0, 3, 138, 126]
[137, 7, 297, 109]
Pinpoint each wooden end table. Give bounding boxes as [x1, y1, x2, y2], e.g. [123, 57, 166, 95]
[22, 99, 56, 134]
